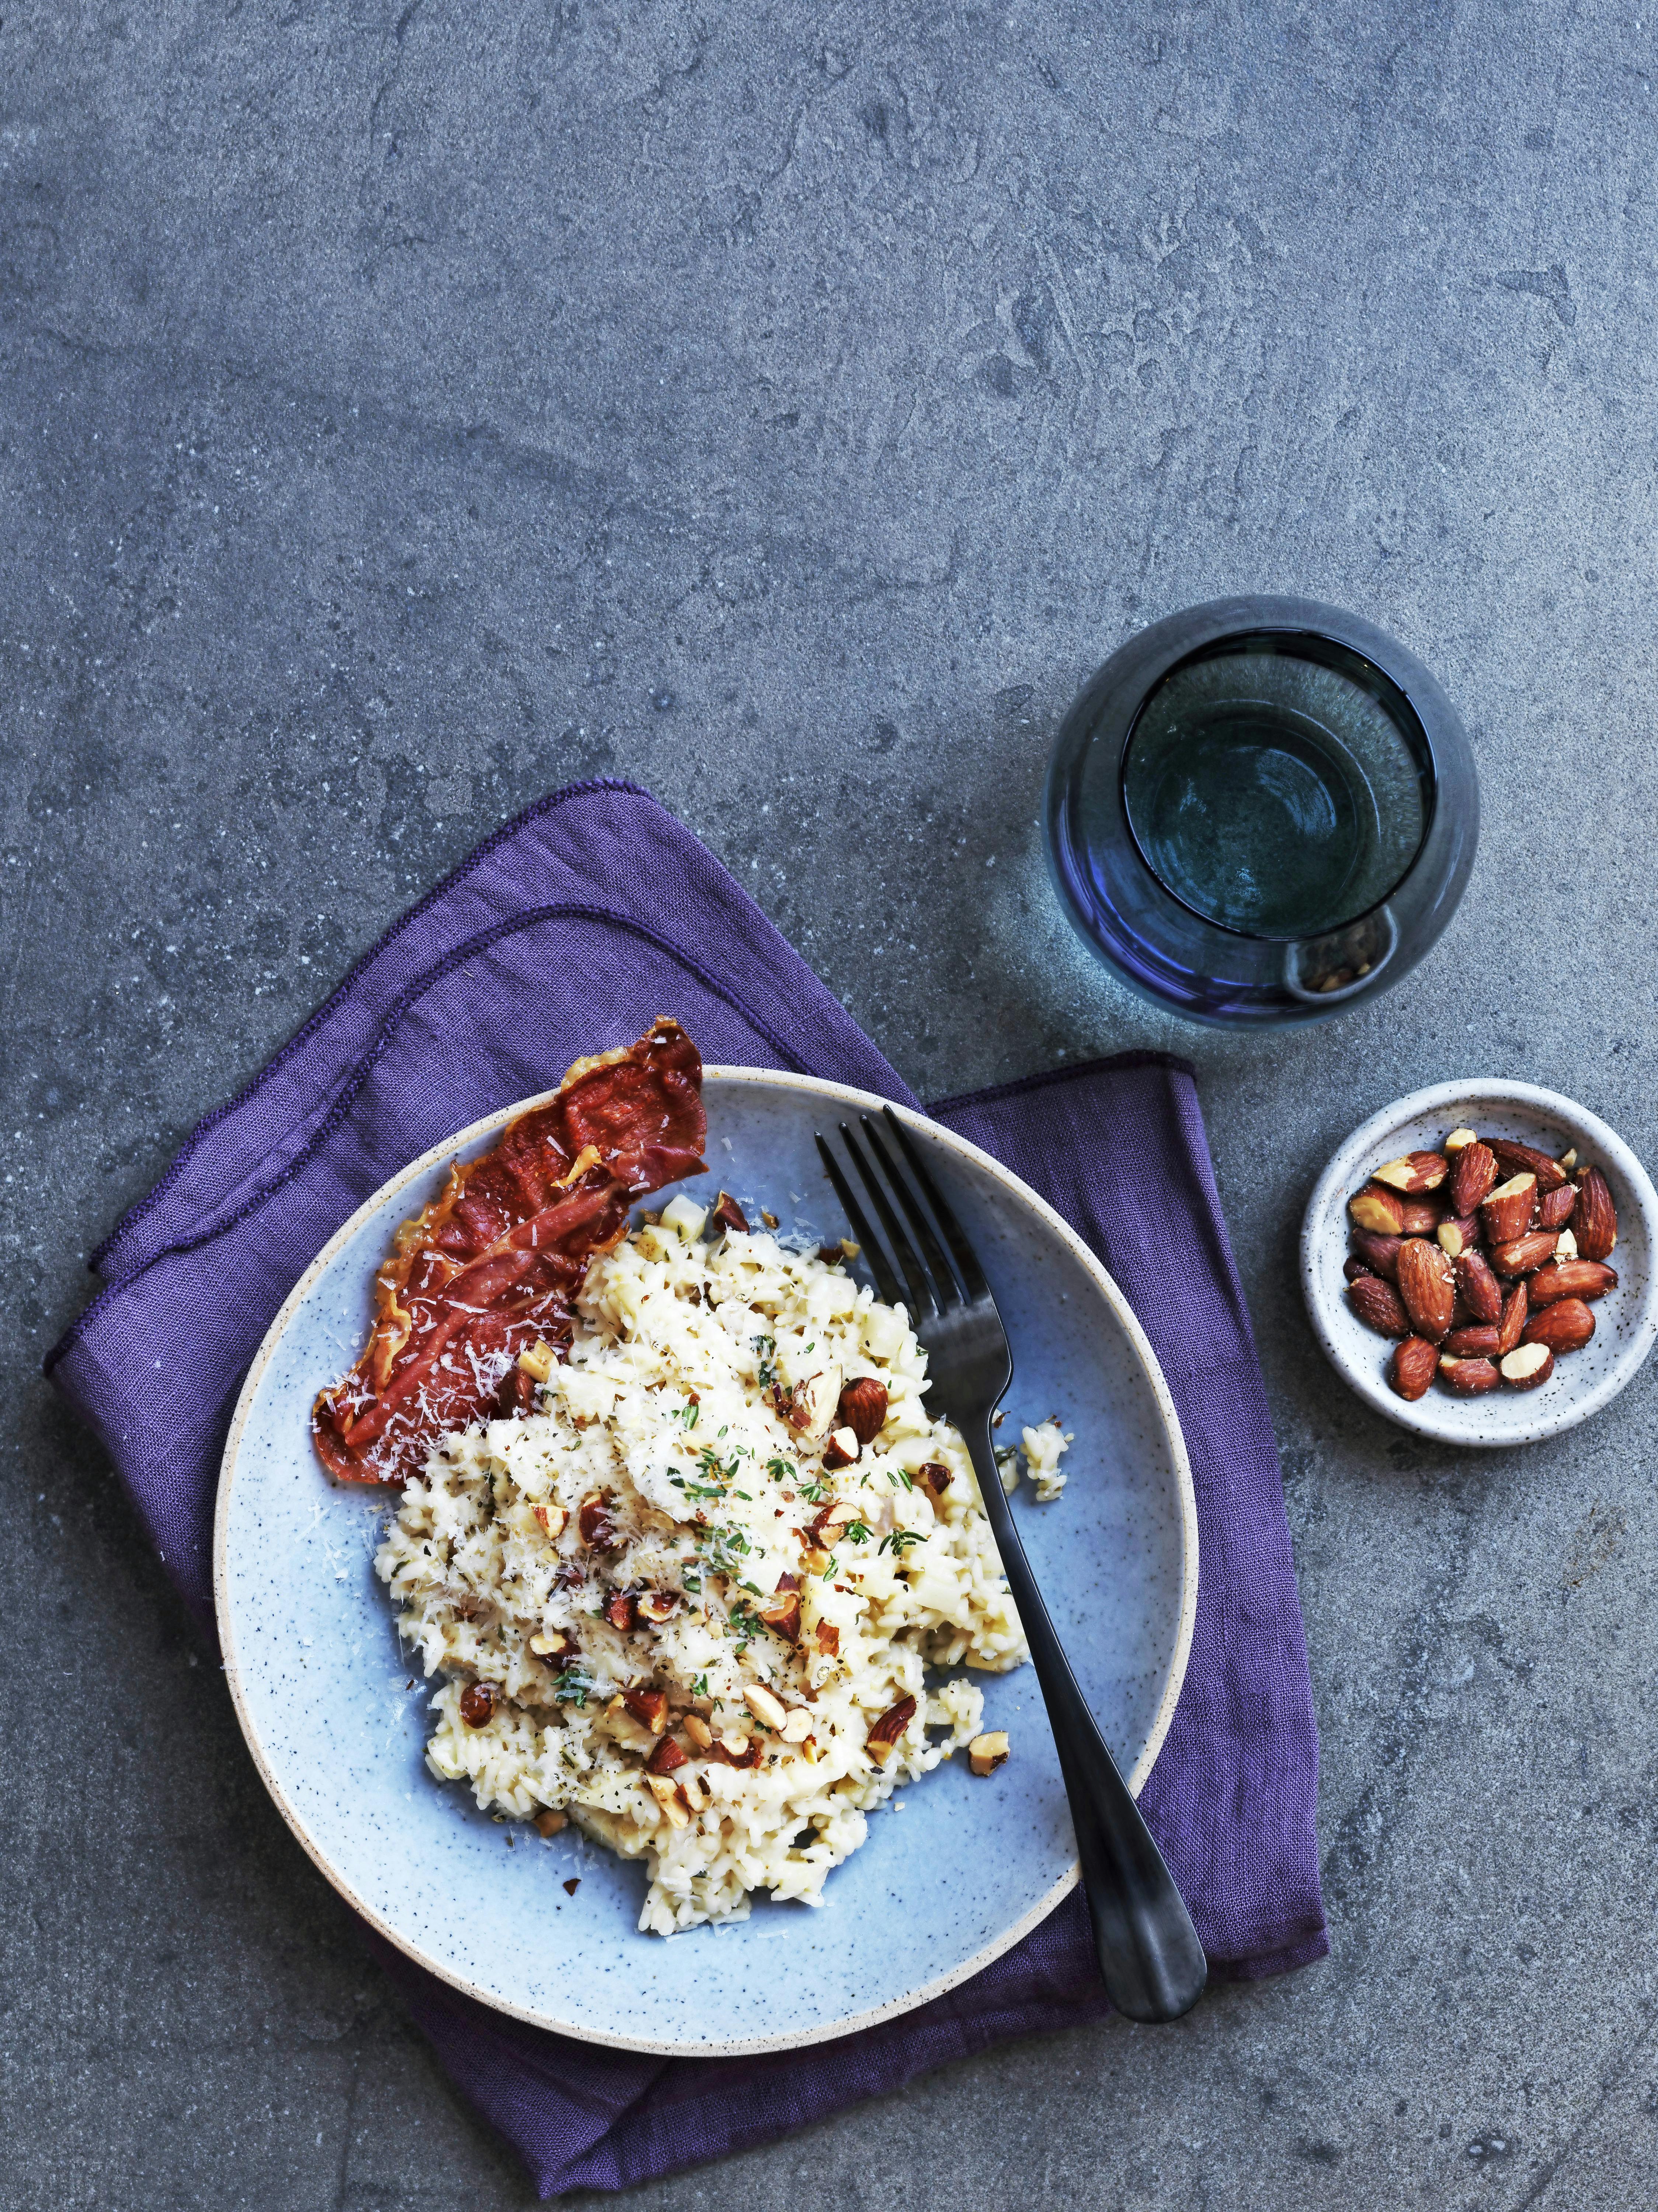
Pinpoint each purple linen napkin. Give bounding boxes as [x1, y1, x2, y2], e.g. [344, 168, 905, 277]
[48, 779, 1326, 2197]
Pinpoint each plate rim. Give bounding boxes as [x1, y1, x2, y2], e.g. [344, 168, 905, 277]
[214, 1064, 1200, 2055]
[1300, 1077, 1658, 1444]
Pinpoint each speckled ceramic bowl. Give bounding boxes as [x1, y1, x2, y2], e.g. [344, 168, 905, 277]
[215, 1069, 1198, 2056]
[1302, 1079, 1658, 1444]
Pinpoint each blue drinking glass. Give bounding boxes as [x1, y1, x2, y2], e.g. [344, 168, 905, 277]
[1043, 596, 1478, 1026]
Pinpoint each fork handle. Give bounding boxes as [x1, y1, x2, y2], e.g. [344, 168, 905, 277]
[963, 1416, 1208, 2024]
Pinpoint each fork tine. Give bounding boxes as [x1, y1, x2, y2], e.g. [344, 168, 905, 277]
[838, 1121, 937, 1318]
[881, 1105, 990, 1299]
[814, 1135, 902, 1309]
[859, 1116, 963, 1310]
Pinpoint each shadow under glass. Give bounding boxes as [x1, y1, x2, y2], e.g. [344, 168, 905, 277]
[1120, 633, 1434, 942]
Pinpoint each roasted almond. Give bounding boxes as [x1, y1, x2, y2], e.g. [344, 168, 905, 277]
[531, 1503, 569, 1542]
[814, 1620, 840, 1657]
[915, 1463, 953, 1506]
[1554, 1229, 1579, 1261]
[529, 1627, 574, 1657]
[1397, 1197, 1442, 1235]
[1373, 1150, 1450, 1194]
[1389, 1337, 1439, 1401]
[968, 1730, 1011, 1777]
[837, 1375, 890, 1446]
[636, 1590, 681, 1625]
[1436, 1214, 1480, 1260]
[644, 1773, 691, 1827]
[533, 1807, 567, 1838]
[1522, 1298, 1595, 1353]
[1480, 1174, 1537, 1244]
[1443, 1324, 1501, 1357]
[1443, 1126, 1480, 1154]
[757, 1587, 803, 1643]
[578, 1491, 621, 1550]
[1348, 1274, 1411, 1338]
[821, 1426, 860, 1470]
[682, 1714, 714, 1750]
[1499, 1342, 1554, 1389]
[1528, 1260, 1618, 1305]
[709, 1189, 750, 1234]
[459, 1681, 497, 1729]
[1489, 1230, 1558, 1276]
[1573, 1167, 1618, 1261]
[1396, 1238, 1455, 1341]
[1352, 1230, 1405, 1280]
[622, 1685, 669, 1733]
[783, 1368, 841, 1439]
[1537, 1184, 1577, 1231]
[1449, 1141, 1498, 1218]
[605, 1590, 638, 1634]
[1489, 1139, 1569, 1193]
[744, 1683, 789, 1733]
[645, 1734, 688, 1776]
[1345, 1256, 1377, 1284]
[1439, 1355, 1499, 1396]
[1454, 1251, 1504, 1324]
[866, 1693, 918, 1761]
[1350, 1184, 1408, 1236]
[1496, 1280, 1529, 1357]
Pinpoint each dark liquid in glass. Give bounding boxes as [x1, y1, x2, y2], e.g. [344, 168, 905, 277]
[1120, 642, 1428, 942]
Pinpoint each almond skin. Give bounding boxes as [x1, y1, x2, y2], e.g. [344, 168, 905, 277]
[1344, 1256, 1376, 1284]
[1500, 1342, 1554, 1389]
[1352, 1230, 1404, 1280]
[1455, 1251, 1504, 1324]
[836, 1375, 890, 1446]
[1373, 1150, 1450, 1194]
[1397, 1197, 1442, 1235]
[1350, 1183, 1408, 1235]
[1443, 1324, 1501, 1357]
[1490, 1230, 1558, 1276]
[1439, 1355, 1499, 1396]
[1528, 1260, 1618, 1305]
[1481, 1173, 1537, 1244]
[1396, 1238, 1455, 1341]
[1573, 1167, 1618, 1262]
[1496, 1279, 1529, 1357]
[1537, 1183, 1577, 1231]
[1489, 1139, 1569, 1193]
[1449, 1141, 1498, 1218]
[1389, 1336, 1439, 1400]
[1522, 1298, 1595, 1353]
[1348, 1275, 1411, 1338]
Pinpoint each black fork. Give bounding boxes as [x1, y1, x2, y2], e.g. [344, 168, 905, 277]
[816, 1106, 1207, 2025]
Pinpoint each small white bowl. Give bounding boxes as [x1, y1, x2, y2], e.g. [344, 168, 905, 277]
[1301, 1080, 1658, 1445]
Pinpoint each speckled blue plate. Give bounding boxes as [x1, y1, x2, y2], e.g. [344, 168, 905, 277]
[215, 1070, 1198, 2056]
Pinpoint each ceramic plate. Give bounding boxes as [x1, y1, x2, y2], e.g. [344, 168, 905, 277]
[1301, 1078, 1658, 1444]
[216, 1069, 1198, 2055]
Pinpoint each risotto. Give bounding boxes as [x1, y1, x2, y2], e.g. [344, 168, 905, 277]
[375, 1197, 1061, 1933]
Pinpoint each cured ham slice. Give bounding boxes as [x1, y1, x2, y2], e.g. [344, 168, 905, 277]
[312, 1018, 705, 1485]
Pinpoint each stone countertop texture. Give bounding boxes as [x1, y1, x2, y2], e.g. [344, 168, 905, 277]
[5, 2, 1655, 2205]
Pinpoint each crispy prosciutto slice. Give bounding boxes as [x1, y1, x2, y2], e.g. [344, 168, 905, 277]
[312, 1018, 705, 1485]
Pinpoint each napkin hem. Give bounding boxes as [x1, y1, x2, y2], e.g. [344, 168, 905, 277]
[45, 895, 837, 1381]
[927, 1047, 1198, 1116]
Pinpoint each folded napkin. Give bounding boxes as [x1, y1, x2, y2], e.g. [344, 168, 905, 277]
[48, 780, 1326, 2197]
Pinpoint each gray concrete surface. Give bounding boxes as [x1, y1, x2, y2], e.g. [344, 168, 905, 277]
[5, 1, 1658, 2204]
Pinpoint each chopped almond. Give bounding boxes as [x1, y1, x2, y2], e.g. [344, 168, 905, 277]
[622, 1686, 669, 1734]
[744, 1683, 789, 1732]
[968, 1731, 1010, 1777]
[533, 1807, 567, 1838]
[517, 1340, 555, 1382]
[644, 1774, 691, 1827]
[531, 1503, 568, 1540]
[682, 1714, 714, 1750]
